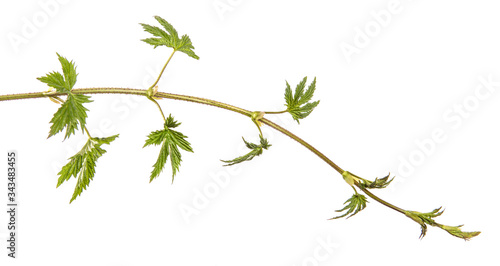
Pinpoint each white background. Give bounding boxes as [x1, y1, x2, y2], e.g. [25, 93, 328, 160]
[0, 0, 499, 265]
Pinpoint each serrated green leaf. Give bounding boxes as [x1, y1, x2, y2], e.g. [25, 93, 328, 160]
[154, 16, 178, 40]
[140, 16, 199, 60]
[143, 130, 168, 147]
[140, 23, 170, 40]
[37, 71, 66, 92]
[329, 193, 368, 219]
[284, 77, 320, 124]
[221, 135, 271, 166]
[165, 114, 181, 128]
[39, 54, 91, 140]
[298, 77, 316, 106]
[176, 35, 199, 60]
[141, 37, 168, 48]
[144, 114, 193, 182]
[292, 77, 307, 107]
[38, 53, 78, 93]
[57, 134, 119, 203]
[48, 94, 92, 139]
[57, 53, 78, 90]
[284, 81, 293, 107]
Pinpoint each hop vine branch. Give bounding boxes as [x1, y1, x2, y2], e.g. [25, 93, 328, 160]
[0, 16, 480, 240]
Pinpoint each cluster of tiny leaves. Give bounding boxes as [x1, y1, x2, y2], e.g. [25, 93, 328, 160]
[57, 135, 119, 203]
[404, 207, 481, 240]
[221, 135, 271, 166]
[37, 53, 92, 139]
[140, 16, 199, 60]
[144, 114, 193, 183]
[284, 77, 320, 123]
[359, 173, 394, 189]
[329, 193, 368, 219]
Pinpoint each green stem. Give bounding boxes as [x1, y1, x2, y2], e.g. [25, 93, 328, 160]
[83, 126, 92, 138]
[0, 88, 342, 174]
[355, 182, 406, 214]
[149, 97, 166, 121]
[0, 86, 480, 240]
[259, 117, 344, 174]
[264, 110, 288, 114]
[149, 50, 176, 90]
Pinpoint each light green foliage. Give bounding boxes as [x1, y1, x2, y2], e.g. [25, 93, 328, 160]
[358, 173, 394, 189]
[437, 224, 481, 240]
[140, 16, 199, 60]
[329, 193, 368, 219]
[404, 207, 481, 240]
[144, 114, 193, 183]
[38, 53, 92, 139]
[38, 53, 78, 93]
[47, 94, 91, 139]
[284, 76, 320, 123]
[221, 135, 271, 166]
[57, 135, 119, 203]
[2, 16, 478, 240]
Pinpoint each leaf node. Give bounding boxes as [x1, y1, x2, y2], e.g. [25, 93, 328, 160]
[38, 53, 92, 139]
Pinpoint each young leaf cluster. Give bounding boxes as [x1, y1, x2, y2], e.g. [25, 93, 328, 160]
[404, 207, 481, 240]
[140, 16, 199, 59]
[57, 135, 119, 203]
[144, 114, 193, 182]
[221, 135, 271, 166]
[329, 193, 368, 219]
[37, 53, 91, 139]
[284, 77, 320, 123]
[358, 173, 394, 189]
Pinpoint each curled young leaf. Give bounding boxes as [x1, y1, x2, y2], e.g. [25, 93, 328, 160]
[359, 173, 394, 189]
[404, 207, 480, 240]
[221, 135, 271, 166]
[329, 193, 368, 220]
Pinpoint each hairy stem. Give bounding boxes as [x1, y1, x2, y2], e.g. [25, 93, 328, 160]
[0, 87, 343, 174]
[0, 87, 479, 239]
[259, 118, 344, 174]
